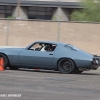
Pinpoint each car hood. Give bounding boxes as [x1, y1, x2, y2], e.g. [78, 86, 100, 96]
[0, 47, 24, 50]
[0, 47, 24, 53]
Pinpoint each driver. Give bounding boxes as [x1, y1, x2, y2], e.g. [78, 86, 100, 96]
[45, 45, 52, 51]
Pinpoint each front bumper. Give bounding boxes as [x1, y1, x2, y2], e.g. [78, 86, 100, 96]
[91, 55, 100, 70]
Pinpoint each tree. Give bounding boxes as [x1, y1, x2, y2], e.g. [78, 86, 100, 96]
[71, 0, 100, 22]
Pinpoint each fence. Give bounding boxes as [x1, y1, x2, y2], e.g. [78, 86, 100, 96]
[0, 18, 100, 54]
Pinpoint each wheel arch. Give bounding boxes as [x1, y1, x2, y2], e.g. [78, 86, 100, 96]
[57, 57, 77, 69]
[0, 53, 10, 66]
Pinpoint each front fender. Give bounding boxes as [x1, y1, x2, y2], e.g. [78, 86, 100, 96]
[0, 48, 23, 66]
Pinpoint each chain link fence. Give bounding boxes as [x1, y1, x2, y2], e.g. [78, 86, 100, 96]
[0, 18, 100, 54]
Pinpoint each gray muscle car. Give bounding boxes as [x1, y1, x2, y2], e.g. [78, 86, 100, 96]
[0, 41, 100, 74]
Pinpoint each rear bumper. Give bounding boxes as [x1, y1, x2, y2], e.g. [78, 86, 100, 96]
[90, 55, 100, 70]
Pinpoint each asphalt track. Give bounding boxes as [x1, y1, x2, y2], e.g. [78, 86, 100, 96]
[0, 68, 100, 100]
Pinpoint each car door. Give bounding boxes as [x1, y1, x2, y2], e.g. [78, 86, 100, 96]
[18, 48, 54, 69]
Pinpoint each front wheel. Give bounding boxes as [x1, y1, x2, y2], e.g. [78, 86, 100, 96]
[58, 59, 75, 74]
[0, 54, 9, 69]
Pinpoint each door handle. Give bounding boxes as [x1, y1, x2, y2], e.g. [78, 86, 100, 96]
[49, 54, 53, 55]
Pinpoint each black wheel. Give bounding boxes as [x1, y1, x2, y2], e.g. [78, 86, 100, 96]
[0, 53, 9, 69]
[58, 59, 75, 74]
[9, 66, 19, 70]
[73, 68, 83, 74]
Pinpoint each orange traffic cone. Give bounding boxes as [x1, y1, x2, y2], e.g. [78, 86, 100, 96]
[0, 58, 4, 71]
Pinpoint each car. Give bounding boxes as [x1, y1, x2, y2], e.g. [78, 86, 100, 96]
[0, 40, 100, 74]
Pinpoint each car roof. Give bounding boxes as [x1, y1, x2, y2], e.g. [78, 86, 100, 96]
[34, 40, 67, 45]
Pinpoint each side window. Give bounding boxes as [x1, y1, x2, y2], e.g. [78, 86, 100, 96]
[43, 44, 56, 52]
[29, 42, 57, 52]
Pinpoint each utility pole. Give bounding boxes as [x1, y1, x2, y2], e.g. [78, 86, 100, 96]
[17, 0, 20, 18]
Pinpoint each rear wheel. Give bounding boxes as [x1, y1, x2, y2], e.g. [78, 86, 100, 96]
[0, 53, 9, 69]
[58, 59, 75, 74]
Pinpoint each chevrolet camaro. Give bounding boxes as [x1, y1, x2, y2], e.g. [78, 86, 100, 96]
[0, 41, 100, 74]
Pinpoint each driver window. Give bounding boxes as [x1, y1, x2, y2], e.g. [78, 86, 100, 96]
[41, 44, 56, 52]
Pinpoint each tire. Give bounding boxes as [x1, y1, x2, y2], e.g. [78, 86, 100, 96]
[0, 53, 9, 69]
[9, 66, 19, 70]
[73, 68, 83, 74]
[58, 59, 75, 74]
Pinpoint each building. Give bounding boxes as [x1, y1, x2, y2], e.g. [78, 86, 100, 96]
[0, 0, 82, 21]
